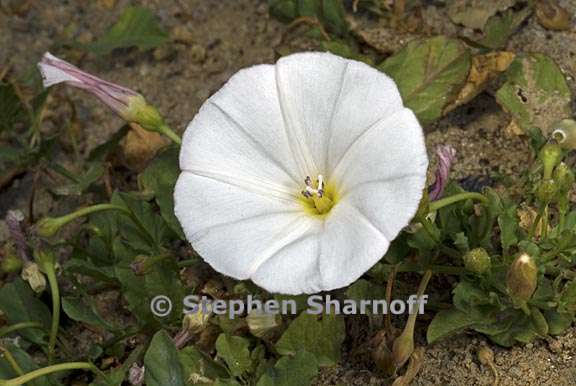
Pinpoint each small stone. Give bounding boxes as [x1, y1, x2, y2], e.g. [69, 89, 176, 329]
[153, 46, 172, 61]
[187, 44, 206, 64]
[547, 339, 563, 354]
[172, 25, 194, 44]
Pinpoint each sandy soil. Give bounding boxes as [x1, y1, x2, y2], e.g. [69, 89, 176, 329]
[1, 0, 575, 385]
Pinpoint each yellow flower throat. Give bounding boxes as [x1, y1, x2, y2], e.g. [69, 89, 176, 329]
[299, 175, 337, 216]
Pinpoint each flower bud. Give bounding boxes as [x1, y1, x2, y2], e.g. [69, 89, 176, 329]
[38, 53, 180, 144]
[538, 143, 563, 179]
[463, 248, 491, 274]
[428, 145, 456, 201]
[372, 333, 396, 376]
[553, 162, 574, 195]
[536, 179, 558, 203]
[35, 217, 65, 238]
[507, 253, 538, 302]
[182, 306, 212, 335]
[392, 330, 414, 369]
[246, 311, 282, 338]
[21, 262, 47, 293]
[477, 346, 494, 366]
[1, 243, 23, 274]
[128, 363, 145, 386]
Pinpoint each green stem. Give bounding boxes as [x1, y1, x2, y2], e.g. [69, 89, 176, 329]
[0, 362, 95, 386]
[404, 270, 433, 335]
[429, 192, 488, 212]
[379, 263, 464, 275]
[42, 261, 60, 365]
[0, 322, 44, 339]
[0, 347, 24, 376]
[419, 217, 439, 243]
[158, 124, 182, 146]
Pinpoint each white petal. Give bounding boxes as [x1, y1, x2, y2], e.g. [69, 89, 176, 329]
[275, 52, 349, 175]
[252, 201, 389, 294]
[331, 108, 428, 193]
[326, 58, 404, 172]
[340, 175, 426, 243]
[38, 54, 82, 87]
[174, 172, 310, 279]
[180, 64, 301, 192]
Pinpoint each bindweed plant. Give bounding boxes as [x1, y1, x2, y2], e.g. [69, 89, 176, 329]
[1, 2, 576, 386]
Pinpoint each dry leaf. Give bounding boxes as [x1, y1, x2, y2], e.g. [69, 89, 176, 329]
[504, 119, 524, 137]
[444, 52, 515, 114]
[448, 0, 517, 29]
[121, 123, 169, 172]
[536, 0, 571, 31]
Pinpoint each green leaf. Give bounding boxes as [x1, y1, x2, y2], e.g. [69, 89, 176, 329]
[0, 278, 50, 345]
[476, 7, 532, 50]
[268, 0, 297, 22]
[275, 312, 345, 366]
[379, 36, 471, 126]
[140, 147, 184, 239]
[144, 330, 185, 386]
[0, 343, 58, 386]
[215, 334, 252, 377]
[345, 280, 385, 312]
[498, 196, 519, 252]
[496, 53, 572, 133]
[256, 350, 319, 386]
[545, 310, 573, 335]
[179, 345, 229, 385]
[427, 308, 475, 343]
[111, 191, 170, 253]
[114, 241, 184, 326]
[0, 82, 28, 132]
[62, 296, 116, 331]
[83, 6, 169, 55]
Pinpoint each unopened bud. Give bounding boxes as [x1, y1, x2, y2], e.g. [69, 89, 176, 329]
[538, 143, 563, 179]
[128, 363, 145, 386]
[392, 330, 414, 369]
[372, 332, 396, 376]
[536, 179, 558, 203]
[21, 262, 47, 293]
[463, 248, 491, 274]
[553, 162, 574, 194]
[182, 307, 212, 335]
[246, 311, 282, 338]
[1, 243, 23, 273]
[35, 217, 65, 238]
[477, 346, 494, 366]
[507, 253, 538, 302]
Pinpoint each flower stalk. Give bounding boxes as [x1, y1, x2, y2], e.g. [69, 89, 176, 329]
[0, 362, 96, 386]
[35, 251, 60, 364]
[428, 192, 488, 212]
[36, 204, 128, 238]
[392, 270, 432, 368]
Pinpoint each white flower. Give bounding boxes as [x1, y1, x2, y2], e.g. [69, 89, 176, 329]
[174, 52, 428, 295]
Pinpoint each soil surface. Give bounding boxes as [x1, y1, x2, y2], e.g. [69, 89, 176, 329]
[1, 0, 576, 385]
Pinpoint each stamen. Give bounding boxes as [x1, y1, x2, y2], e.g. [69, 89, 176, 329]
[299, 174, 334, 215]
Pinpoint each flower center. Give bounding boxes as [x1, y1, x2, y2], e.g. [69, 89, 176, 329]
[300, 175, 335, 215]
